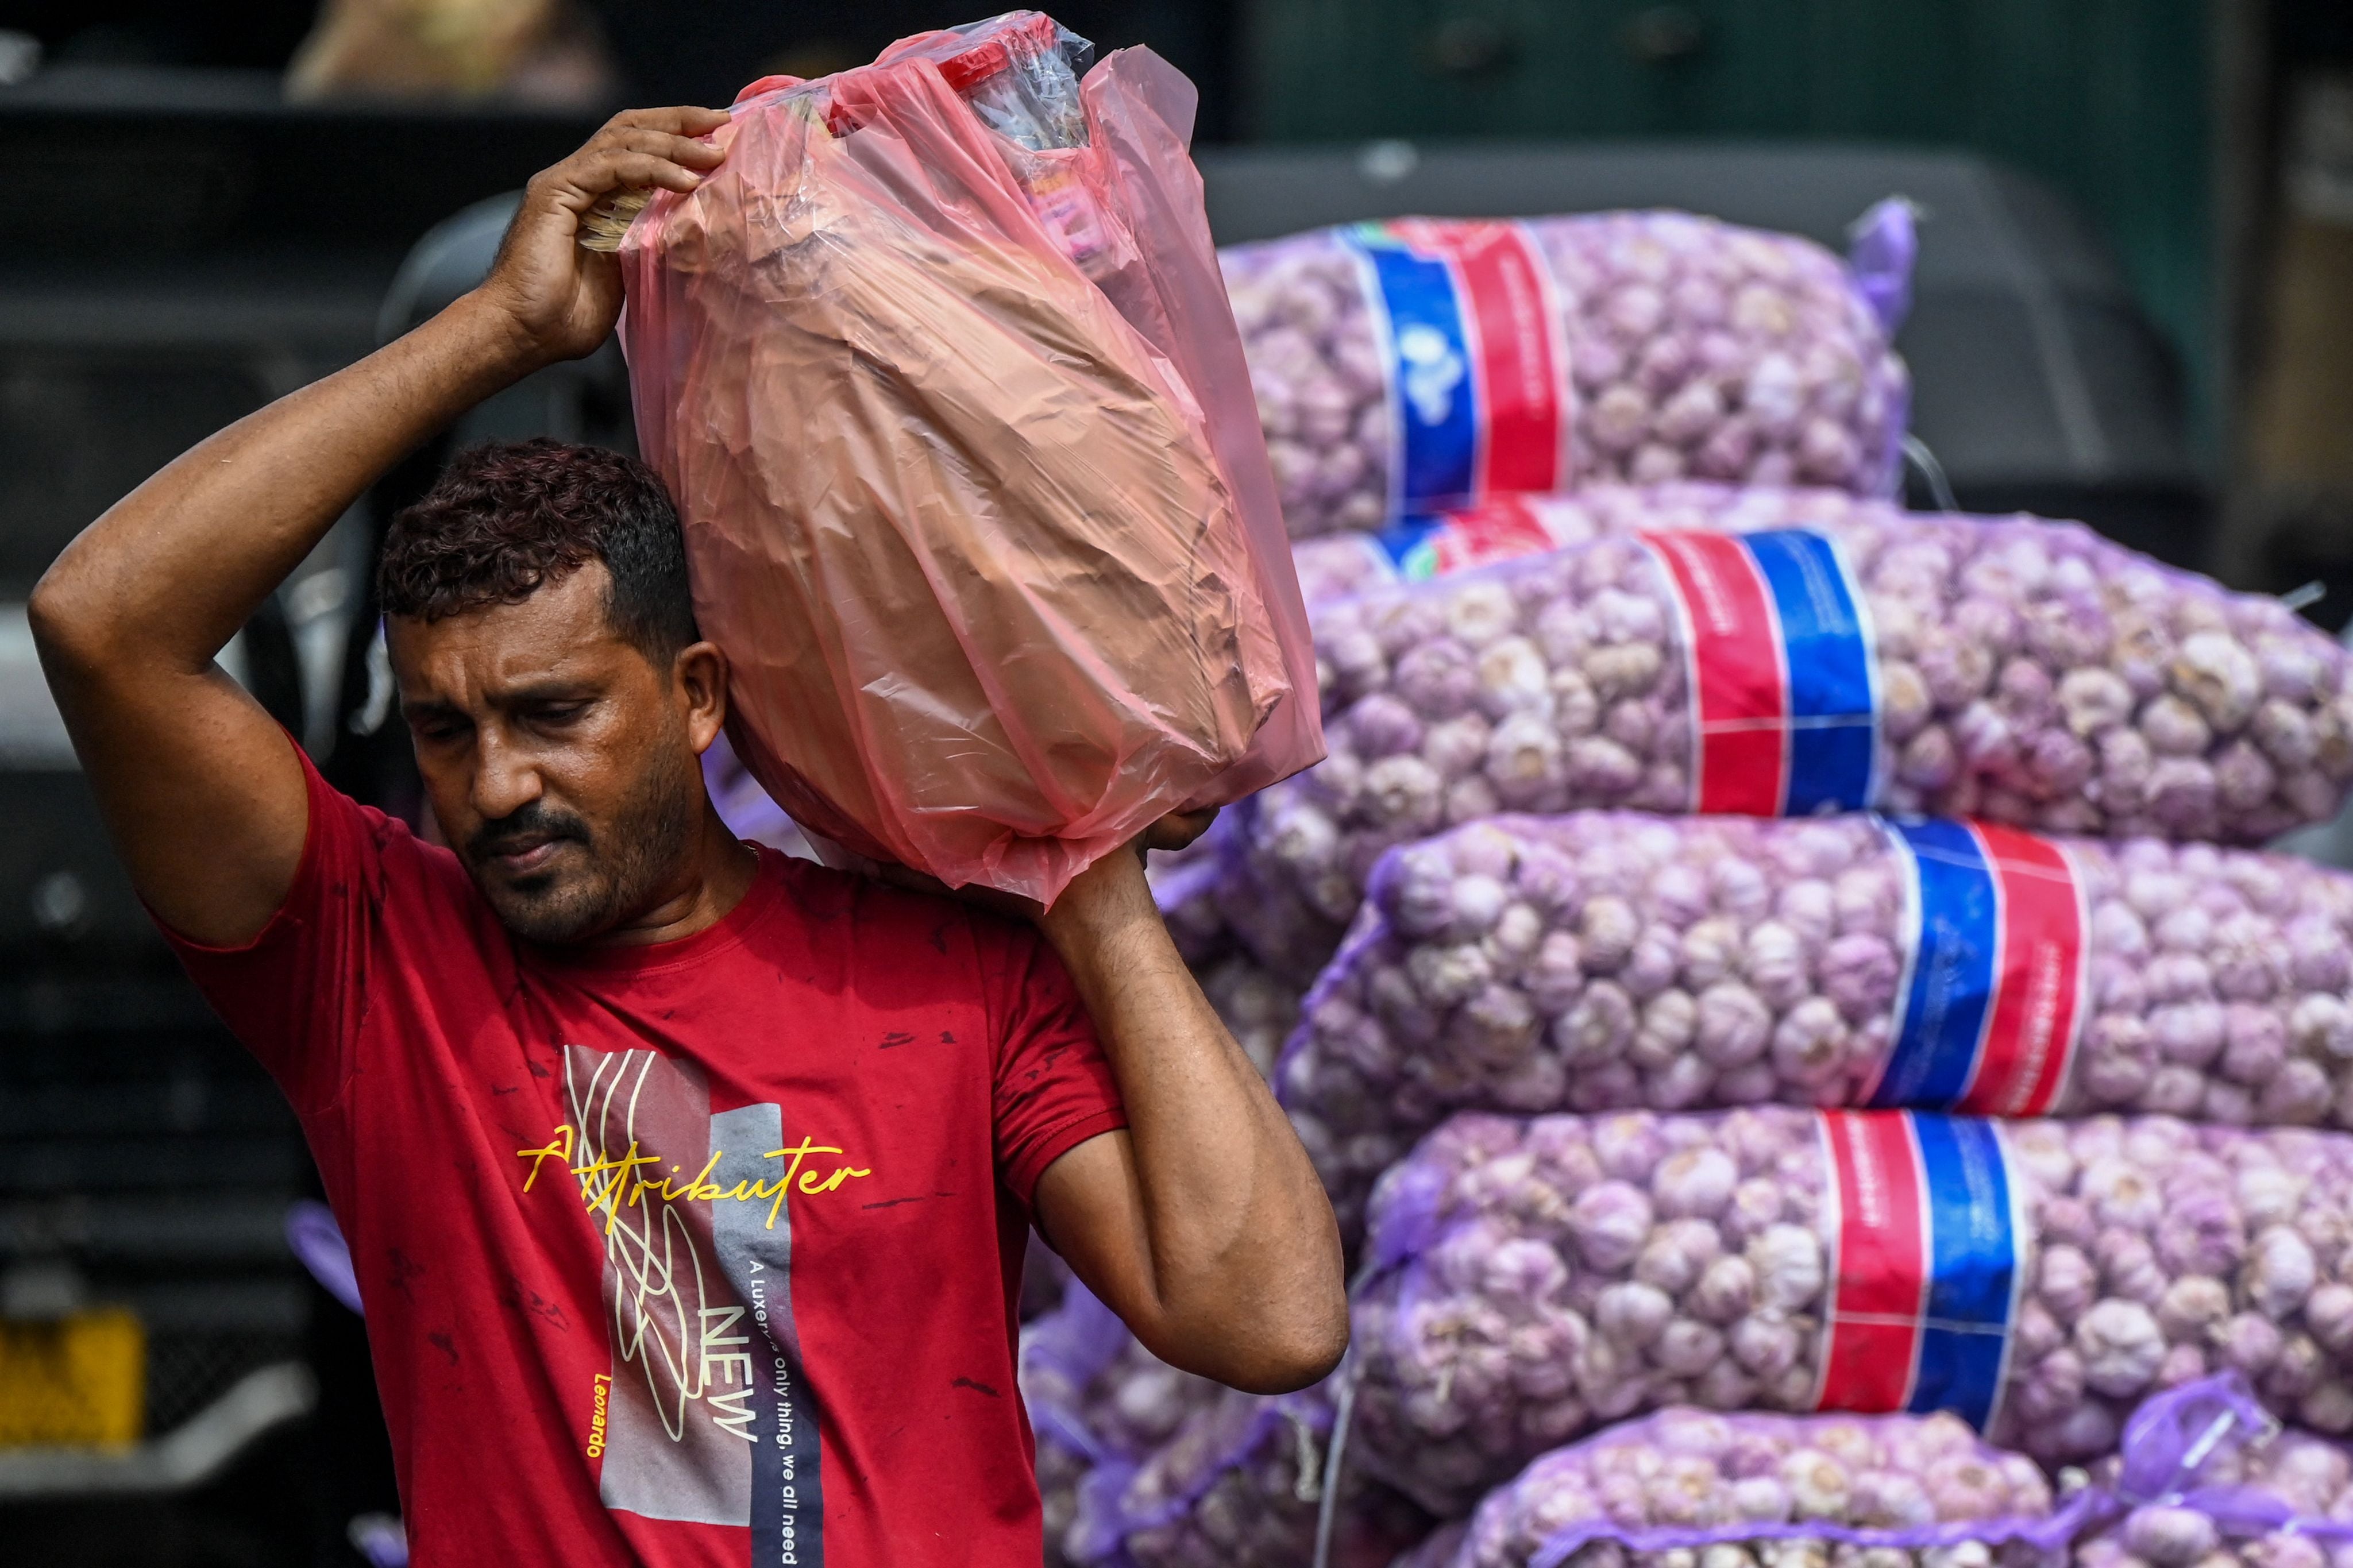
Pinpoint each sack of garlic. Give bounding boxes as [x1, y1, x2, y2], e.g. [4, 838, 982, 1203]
[1437, 1405, 2084, 1568]
[1280, 810, 2353, 1242]
[1226, 510, 2353, 979]
[1349, 1108, 2353, 1516]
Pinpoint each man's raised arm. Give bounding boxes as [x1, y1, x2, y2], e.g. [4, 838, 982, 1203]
[29, 109, 727, 947]
[1031, 835, 1350, 1396]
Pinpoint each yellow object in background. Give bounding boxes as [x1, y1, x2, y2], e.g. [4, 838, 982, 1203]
[0, 1309, 144, 1449]
[284, 0, 617, 106]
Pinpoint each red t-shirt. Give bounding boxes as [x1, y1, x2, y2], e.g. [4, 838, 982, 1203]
[160, 751, 1125, 1566]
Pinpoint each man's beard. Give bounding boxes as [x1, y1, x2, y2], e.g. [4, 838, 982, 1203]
[461, 755, 701, 945]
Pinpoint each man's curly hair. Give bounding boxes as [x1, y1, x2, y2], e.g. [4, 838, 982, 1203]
[377, 438, 699, 665]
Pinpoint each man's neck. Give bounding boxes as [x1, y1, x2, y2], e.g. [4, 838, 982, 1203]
[593, 804, 763, 947]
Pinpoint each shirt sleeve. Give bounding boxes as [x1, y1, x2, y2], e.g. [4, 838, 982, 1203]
[986, 923, 1126, 1206]
[153, 738, 396, 1118]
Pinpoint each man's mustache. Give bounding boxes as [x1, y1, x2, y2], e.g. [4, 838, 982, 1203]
[468, 803, 592, 864]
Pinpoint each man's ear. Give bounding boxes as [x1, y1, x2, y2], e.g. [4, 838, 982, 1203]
[674, 640, 730, 755]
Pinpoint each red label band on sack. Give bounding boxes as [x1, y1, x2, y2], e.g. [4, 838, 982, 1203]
[1640, 528, 1880, 818]
[1816, 1110, 2022, 1431]
[1409, 222, 1567, 496]
[1349, 221, 1572, 509]
[1871, 818, 2089, 1117]
[1375, 495, 1586, 580]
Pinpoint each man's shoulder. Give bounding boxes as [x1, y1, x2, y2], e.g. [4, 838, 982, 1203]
[758, 851, 1040, 973]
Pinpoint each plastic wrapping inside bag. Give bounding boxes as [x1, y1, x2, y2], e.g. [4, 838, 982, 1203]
[618, 11, 1322, 905]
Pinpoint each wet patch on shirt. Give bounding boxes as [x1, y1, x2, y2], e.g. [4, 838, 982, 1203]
[500, 1273, 571, 1333]
[861, 1192, 954, 1211]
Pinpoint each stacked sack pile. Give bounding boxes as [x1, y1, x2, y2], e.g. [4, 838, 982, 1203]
[1009, 192, 2353, 1568]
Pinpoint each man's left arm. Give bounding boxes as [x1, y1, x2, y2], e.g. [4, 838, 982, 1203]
[1027, 831, 1348, 1396]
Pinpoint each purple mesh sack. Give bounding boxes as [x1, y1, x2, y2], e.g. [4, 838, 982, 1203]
[1136, 826, 1301, 1072]
[1254, 482, 1904, 970]
[1282, 811, 2353, 1241]
[1201, 952, 1304, 1079]
[1021, 1280, 1224, 1566]
[1222, 207, 1914, 538]
[1224, 505, 2353, 979]
[1289, 484, 1900, 607]
[702, 729, 823, 860]
[1150, 827, 1236, 965]
[1024, 1281, 1133, 1566]
[2077, 1373, 2353, 1568]
[1351, 1108, 2353, 1517]
[1440, 1405, 2080, 1568]
[1297, 532, 1413, 609]
[1090, 1382, 1431, 1568]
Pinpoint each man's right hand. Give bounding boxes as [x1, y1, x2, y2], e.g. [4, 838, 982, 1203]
[473, 106, 731, 369]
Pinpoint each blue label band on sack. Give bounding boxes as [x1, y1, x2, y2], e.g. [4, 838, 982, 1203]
[1372, 512, 1444, 573]
[1872, 819, 2087, 1117]
[1874, 818, 1995, 1109]
[1353, 235, 1479, 509]
[1371, 496, 1578, 580]
[1746, 530, 1878, 815]
[1347, 222, 1570, 514]
[1639, 528, 1880, 818]
[1912, 1113, 2020, 1428]
[1818, 1110, 2021, 1432]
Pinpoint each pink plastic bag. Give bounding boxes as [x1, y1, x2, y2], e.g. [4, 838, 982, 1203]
[618, 13, 1322, 903]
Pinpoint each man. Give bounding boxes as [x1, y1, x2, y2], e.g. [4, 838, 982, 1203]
[32, 108, 1345, 1563]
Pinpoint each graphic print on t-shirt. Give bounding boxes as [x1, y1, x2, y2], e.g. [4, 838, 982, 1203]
[516, 1043, 870, 1563]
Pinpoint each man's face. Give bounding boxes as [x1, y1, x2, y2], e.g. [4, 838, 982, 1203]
[389, 563, 710, 944]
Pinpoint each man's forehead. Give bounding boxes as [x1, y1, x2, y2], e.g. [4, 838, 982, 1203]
[388, 565, 637, 693]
